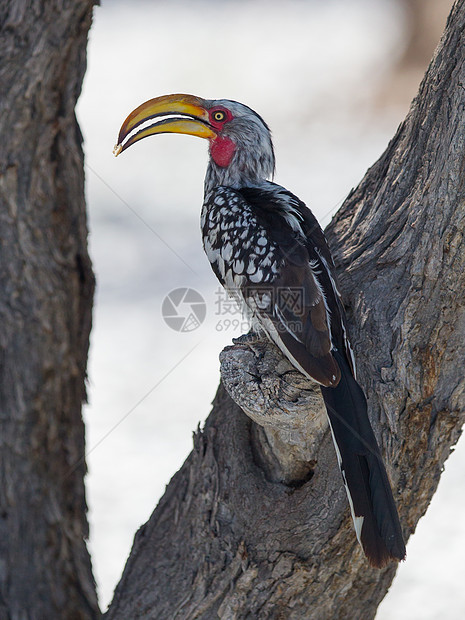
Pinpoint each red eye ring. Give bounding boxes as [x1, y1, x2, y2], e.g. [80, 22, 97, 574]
[209, 107, 232, 126]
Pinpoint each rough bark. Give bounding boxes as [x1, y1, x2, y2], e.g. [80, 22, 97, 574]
[0, 1, 98, 618]
[106, 1, 465, 617]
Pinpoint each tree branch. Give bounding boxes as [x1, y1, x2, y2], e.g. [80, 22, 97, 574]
[106, 1, 465, 617]
[219, 338, 327, 484]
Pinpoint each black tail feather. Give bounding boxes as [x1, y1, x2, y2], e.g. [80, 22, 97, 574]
[321, 350, 406, 567]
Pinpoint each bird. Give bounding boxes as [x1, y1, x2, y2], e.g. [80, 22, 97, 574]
[114, 93, 406, 568]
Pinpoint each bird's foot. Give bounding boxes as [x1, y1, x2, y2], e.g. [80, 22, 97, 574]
[232, 330, 263, 345]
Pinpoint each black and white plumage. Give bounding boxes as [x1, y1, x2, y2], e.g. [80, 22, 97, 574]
[115, 93, 406, 568]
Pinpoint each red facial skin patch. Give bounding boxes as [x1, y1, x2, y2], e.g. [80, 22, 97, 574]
[210, 136, 236, 167]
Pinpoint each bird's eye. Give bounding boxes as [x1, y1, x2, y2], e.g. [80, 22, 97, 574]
[212, 110, 227, 123]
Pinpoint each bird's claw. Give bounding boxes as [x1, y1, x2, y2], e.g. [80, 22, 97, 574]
[232, 331, 262, 345]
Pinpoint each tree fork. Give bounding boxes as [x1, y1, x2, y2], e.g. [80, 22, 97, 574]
[106, 1, 465, 618]
[2, 0, 465, 618]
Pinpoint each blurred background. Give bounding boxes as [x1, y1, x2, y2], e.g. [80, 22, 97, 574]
[76, 0, 464, 616]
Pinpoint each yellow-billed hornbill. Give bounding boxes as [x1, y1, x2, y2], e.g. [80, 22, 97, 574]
[114, 94, 406, 568]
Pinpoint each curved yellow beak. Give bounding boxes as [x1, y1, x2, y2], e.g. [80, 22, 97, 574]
[114, 93, 217, 156]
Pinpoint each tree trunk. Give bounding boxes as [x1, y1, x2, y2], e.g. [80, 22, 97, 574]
[3, 0, 465, 618]
[105, 1, 465, 619]
[0, 1, 98, 618]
